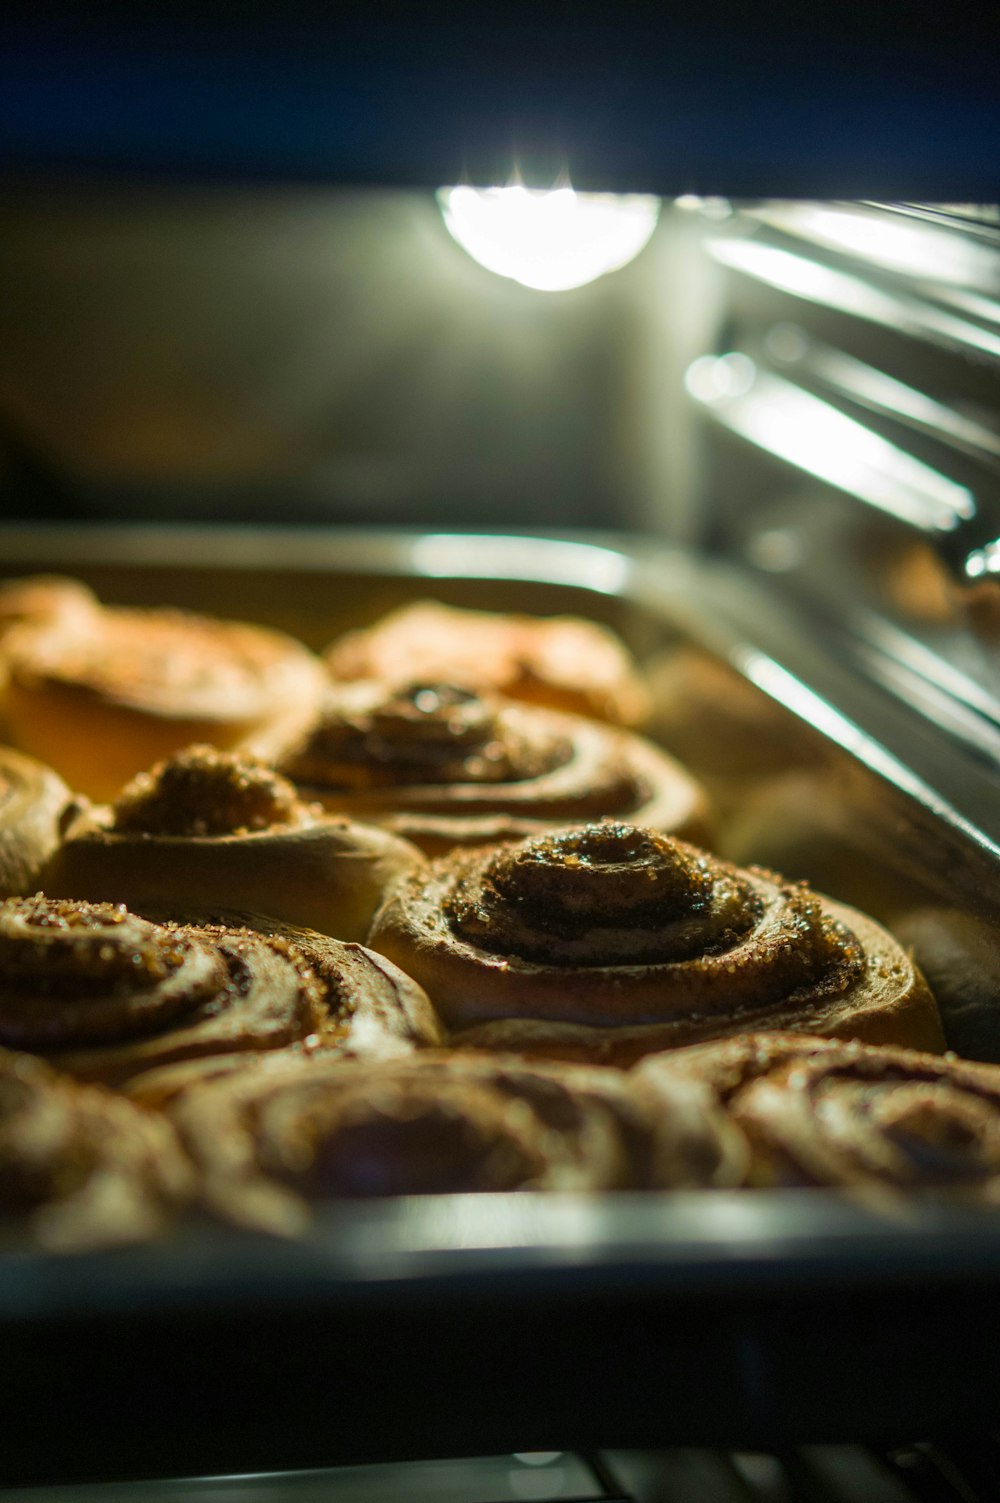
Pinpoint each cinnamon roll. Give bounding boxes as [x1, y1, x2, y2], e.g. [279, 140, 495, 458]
[640, 1032, 1000, 1198]
[0, 574, 98, 648]
[162, 1048, 738, 1235]
[368, 822, 944, 1065]
[41, 744, 424, 941]
[0, 895, 442, 1089]
[325, 600, 650, 727]
[1, 591, 327, 800]
[276, 681, 711, 854]
[0, 1045, 192, 1249]
[0, 746, 82, 897]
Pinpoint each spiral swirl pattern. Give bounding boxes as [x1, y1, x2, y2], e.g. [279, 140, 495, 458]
[368, 822, 943, 1063]
[0, 896, 229, 1051]
[325, 599, 651, 726]
[278, 681, 710, 854]
[163, 1048, 735, 1234]
[641, 1033, 1000, 1196]
[0, 1045, 192, 1248]
[0, 896, 362, 1087]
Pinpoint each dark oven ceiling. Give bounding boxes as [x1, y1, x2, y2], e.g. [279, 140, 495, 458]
[2, 5, 1000, 198]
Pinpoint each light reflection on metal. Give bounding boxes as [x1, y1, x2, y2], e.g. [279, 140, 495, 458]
[438, 184, 660, 292]
[736, 649, 1000, 860]
[769, 332, 1000, 461]
[410, 534, 632, 594]
[920, 282, 1000, 330]
[708, 238, 1000, 361]
[508, 1467, 569, 1500]
[749, 203, 1000, 289]
[685, 351, 756, 402]
[686, 360, 974, 533]
[847, 607, 1000, 761]
[965, 540, 1000, 578]
[744, 528, 805, 573]
[674, 194, 733, 220]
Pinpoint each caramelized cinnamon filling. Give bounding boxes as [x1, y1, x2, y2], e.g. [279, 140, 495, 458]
[442, 823, 866, 1001]
[0, 896, 228, 1048]
[446, 824, 758, 965]
[256, 1081, 544, 1196]
[111, 745, 302, 837]
[819, 1076, 1000, 1182]
[0, 896, 181, 988]
[281, 682, 572, 790]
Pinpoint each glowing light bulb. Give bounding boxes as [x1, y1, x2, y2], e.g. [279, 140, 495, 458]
[438, 183, 660, 292]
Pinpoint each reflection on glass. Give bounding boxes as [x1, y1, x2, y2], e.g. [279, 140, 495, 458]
[438, 184, 660, 292]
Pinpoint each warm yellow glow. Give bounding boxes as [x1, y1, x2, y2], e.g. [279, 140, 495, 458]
[438, 184, 660, 291]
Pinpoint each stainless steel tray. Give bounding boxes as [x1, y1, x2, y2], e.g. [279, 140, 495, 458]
[1, 525, 999, 1485]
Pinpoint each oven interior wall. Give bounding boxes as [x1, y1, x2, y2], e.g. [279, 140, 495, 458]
[0, 187, 720, 537]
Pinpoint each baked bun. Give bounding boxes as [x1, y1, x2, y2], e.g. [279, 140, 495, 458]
[1, 592, 326, 800]
[0, 746, 82, 897]
[160, 1048, 740, 1235]
[641, 1032, 1000, 1198]
[0, 1045, 192, 1249]
[325, 600, 650, 726]
[276, 681, 711, 855]
[367, 822, 943, 1065]
[0, 895, 442, 1088]
[0, 574, 98, 648]
[41, 744, 424, 941]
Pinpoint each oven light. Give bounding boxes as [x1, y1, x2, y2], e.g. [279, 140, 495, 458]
[437, 183, 660, 291]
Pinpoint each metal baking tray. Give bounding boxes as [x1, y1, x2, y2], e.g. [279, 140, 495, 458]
[2, 524, 1000, 1488]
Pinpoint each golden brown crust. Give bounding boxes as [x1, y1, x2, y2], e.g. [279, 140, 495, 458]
[0, 1045, 193, 1249]
[0, 746, 83, 897]
[1, 597, 326, 800]
[161, 1047, 735, 1234]
[0, 896, 441, 1089]
[325, 600, 650, 726]
[40, 745, 426, 942]
[277, 681, 712, 854]
[0, 896, 326, 1085]
[0, 574, 98, 648]
[126, 928, 444, 1105]
[368, 823, 943, 1065]
[638, 1032, 1000, 1197]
